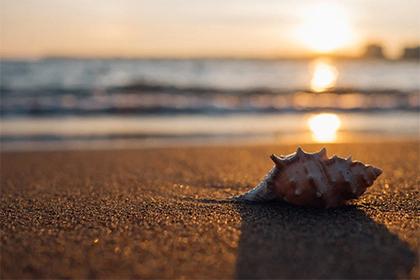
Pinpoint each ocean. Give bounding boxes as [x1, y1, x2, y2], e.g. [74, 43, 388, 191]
[1, 58, 419, 150]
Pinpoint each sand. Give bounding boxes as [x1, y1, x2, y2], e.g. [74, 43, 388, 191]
[1, 142, 419, 279]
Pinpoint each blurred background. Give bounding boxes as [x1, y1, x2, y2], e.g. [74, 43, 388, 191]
[1, 0, 419, 150]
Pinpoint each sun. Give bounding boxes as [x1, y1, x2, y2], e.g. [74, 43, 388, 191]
[295, 2, 354, 53]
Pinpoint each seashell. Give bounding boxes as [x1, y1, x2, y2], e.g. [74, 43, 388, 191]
[234, 147, 382, 208]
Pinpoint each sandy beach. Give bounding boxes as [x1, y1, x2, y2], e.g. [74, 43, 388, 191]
[1, 141, 419, 279]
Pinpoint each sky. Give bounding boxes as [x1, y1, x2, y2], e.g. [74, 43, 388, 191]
[0, 0, 419, 58]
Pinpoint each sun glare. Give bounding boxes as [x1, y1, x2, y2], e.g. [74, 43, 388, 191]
[296, 3, 354, 53]
[308, 113, 341, 142]
[310, 60, 338, 92]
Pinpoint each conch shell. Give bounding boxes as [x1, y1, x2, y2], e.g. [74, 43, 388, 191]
[235, 147, 382, 208]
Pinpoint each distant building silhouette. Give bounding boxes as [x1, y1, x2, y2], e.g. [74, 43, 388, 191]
[362, 44, 386, 59]
[401, 46, 420, 60]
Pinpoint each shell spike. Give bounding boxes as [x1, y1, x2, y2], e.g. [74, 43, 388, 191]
[270, 154, 286, 168]
[318, 147, 327, 160]
[369, 166, 383, 178]
[326, 155, 337, 165]
[346, 156, 353, 162]
[296, 147, 305, 158]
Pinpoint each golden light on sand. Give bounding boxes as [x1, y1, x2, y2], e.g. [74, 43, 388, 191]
[296, 3, 354, 53]
[308, 113, 341, 142]
[310, 60, 338, 92]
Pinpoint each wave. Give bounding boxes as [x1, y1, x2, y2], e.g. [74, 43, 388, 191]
[1, 82, 418, 117]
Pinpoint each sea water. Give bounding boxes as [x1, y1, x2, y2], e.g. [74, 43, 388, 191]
[1, 58, 419, 150]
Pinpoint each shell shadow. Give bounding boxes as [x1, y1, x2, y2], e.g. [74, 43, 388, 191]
[234, 203, 416, 279]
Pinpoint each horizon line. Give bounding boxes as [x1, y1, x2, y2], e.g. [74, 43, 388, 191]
[0, 53, 412, 61]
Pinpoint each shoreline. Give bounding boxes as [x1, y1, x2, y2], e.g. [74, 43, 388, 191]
[1, 134, 418, 152]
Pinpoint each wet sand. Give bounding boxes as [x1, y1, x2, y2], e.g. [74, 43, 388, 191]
[1, 142, 419, 278]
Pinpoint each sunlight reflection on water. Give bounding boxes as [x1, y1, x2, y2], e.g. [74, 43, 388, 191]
[308, 113, 341, 142]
